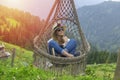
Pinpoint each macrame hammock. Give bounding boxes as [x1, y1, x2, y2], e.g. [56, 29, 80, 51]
[33, 0, 90, 75]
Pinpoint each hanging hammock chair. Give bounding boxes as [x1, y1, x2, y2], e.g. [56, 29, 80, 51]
[33, 0, 90, 75]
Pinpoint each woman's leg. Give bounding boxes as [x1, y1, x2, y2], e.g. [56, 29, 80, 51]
[64, 39, 77, 55]
[48, 39, 75, 57]
[48, 39, 63, 55]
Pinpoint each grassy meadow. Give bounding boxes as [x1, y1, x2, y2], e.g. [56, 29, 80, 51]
[0, 41, 116, 80]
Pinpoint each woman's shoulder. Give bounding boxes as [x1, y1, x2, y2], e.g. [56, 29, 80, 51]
[47, 38, 53, 43]
[47, 38, 57, 43]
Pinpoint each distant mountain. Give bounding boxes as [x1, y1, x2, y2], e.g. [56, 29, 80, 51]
[77, 1, 120, 52]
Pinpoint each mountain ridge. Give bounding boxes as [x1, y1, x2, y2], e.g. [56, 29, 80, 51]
[77, 1, 120, 52]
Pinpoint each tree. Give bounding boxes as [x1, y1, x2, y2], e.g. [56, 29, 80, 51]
[114, 50, 120, 80]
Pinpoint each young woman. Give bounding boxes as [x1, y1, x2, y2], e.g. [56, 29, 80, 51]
[48, 23, 79, 57]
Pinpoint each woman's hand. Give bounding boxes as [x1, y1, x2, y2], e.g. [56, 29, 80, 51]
[63, 36, 68, 42]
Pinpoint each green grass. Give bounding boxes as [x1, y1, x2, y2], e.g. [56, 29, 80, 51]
[0, 41, 116, 80]
[0, 41, 33, 67]
[0, 63, 115, 80]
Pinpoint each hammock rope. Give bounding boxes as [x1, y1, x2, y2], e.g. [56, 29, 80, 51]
[33, 0, 90, 75]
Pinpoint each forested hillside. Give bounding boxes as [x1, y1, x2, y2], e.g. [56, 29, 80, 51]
[1, 1, 120, 52]
[78, 1, 120, 52]
[0, 5, 45, 49]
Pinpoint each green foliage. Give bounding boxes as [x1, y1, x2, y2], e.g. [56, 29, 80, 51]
[0, 64, 55, 80]
[87, 45, 117, 64]
[0, 41, 116, 80]
[0, 5, 45, 50]
[0, 62, 116, 80]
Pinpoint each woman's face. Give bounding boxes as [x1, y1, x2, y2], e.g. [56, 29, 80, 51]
[55, 27, 65, 43]
[56, 27, 64, 36]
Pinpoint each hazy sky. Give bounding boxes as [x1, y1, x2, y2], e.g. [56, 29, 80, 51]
[0, 0, 120, 19]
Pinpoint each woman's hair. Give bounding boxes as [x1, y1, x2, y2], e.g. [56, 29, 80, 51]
[52, 23, 65, 40]
[52, 30, 58, 41]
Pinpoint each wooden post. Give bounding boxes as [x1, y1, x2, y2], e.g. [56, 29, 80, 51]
[11, 48, 16, 67]
[113, 50, 120, 80]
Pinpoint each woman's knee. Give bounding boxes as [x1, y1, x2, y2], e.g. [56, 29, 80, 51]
[70, 39, 77, 46]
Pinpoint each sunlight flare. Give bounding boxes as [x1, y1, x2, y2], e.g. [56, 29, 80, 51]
[3, 0, 23, 8]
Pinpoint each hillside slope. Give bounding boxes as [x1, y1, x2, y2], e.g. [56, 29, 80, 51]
[0, 5, 45, 49]
[0, 41, 116, 80]
[78, 1, 120, 52]
[0, 41, 33, 65]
